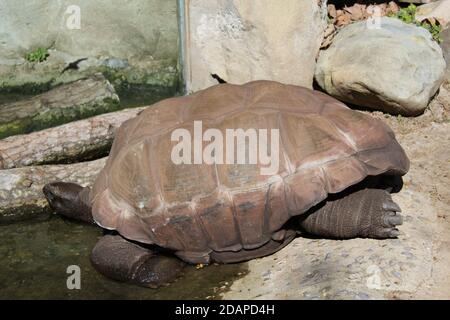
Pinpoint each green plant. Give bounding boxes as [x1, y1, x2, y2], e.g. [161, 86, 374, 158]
[420, 20, 443, 43]
[25, 47, 49, 63]
[391, 4, 417, 24]
[389, 4, 442, 43]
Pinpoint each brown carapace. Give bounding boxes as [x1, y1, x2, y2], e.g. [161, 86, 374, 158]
[88, 80, 409, 264]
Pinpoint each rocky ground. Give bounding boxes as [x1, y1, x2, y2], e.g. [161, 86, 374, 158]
[222, 88, 450, 300]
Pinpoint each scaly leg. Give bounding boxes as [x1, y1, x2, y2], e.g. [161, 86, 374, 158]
[91, 235, 186, 288]
[299, 188, 403, 239]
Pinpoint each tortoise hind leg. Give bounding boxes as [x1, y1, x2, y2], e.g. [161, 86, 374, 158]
[91, 235, 185, 288]
[299, 188, 403, 239]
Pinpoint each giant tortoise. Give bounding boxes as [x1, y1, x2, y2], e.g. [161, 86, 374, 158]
[43, 81, 409, 288]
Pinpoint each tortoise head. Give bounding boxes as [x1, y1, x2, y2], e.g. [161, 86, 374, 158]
[43, 182, 93, 223]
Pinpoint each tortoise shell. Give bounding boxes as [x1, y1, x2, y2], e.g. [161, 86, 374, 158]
[90, 81, 409, 263]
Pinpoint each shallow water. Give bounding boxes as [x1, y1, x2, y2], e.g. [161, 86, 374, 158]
[0, 217, 247, 299]
[0, 84, 247, 299]
[117, 85, 180, 109]
[0, 84, 176, 110]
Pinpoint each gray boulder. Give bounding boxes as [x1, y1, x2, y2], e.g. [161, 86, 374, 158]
[441, 27, 450, 78]
[315, 17, 446, 116]
[184, 0, 327, 92]
[416, 0, 450, 29]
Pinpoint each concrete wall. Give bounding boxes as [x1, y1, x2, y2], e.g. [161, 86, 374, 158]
[0, 0, 180, 92]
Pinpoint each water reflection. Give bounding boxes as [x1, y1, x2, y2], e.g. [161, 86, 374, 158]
[0, 217, 247, 299]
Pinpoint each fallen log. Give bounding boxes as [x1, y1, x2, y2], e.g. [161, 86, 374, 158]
[0, 158, 106, 224]
[0, 107, 146, 169]
[0, 73, 120, 139]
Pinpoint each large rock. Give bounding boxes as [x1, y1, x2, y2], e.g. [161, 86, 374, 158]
[315, 18, 446, 116]
[184, 0, 327, 92]
[416, 0, 450, 28]
[441, 27, 450, 76]
[437, 28, 450, 110]
[399, 0, 436, 3]
[0, 0, 179, 92]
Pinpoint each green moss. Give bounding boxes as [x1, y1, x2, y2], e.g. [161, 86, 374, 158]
[37, 139, 113, 166]
[0, 120, 30, 139]
[25, 47, 49, 63]
[0, 97, 121, 139]
[1, 64, 181, 97]
[0, 62, 181, 139]
[0, 81, 54, 95]
[100, 63, 180, 93]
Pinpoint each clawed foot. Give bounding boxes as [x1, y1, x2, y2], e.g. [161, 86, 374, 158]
[375, 195, 403, 238]
[131, 252, 186, 288]
[299, 187, 404, 240]
[361, 190, 403, 239]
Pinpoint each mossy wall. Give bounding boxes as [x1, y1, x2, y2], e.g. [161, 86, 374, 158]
[0, 0, 181, 94]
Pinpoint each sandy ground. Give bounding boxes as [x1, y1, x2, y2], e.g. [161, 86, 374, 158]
[222, 87, 450, 300]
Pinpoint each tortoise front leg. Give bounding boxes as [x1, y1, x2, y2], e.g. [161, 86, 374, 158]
[298, 188, 403, 239]
[91, 235, 186, 288]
